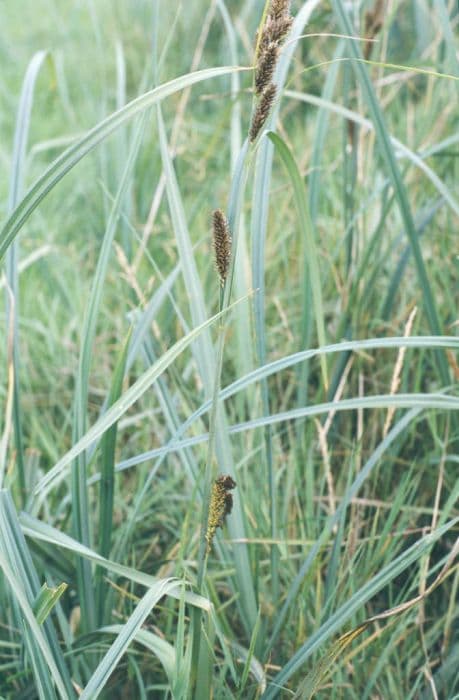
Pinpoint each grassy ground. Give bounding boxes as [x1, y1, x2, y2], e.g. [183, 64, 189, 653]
[0, 0, 458, 698]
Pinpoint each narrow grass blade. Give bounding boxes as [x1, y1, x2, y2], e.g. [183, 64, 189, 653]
[111, 392, 459, 468]
[331, 0, 450, 386]
[194, 613, 216, 700]
[0, 490, 74, 698]
[322, 461, 354, 614]
[433, 0, 459, 75]
[80, 579, 180, 699]
[33, 300, 240, 498]
[215, 0, 254, 408]
[381, 201, 443, 320]
[6, 50, 48, 505]
[156, 104, 214, 382]
[95, 328, 131, 625]
[113, 336, 459, 473]
[235, 609, 265, 697]
[8, 51, 48, 210]
[33, 583, 68, 625]
[262, 517, 459, 698]
[71, 102, 147, 637]
[298, 536, 459, 698]
[267, 131, 328, 388]
[126, 263, 181, 370]
[284, 91, 459, 219]
[22, 624, 58, 700]
[418, 643, 459, 700]
[0, 66, 246, 262]
[250, 0, 326, 609]
[98, 625, 176, 686]
[20, 512, 210, 612]
[266, 408, 421, 652]
[229, 393, 459, 434]
[250, 128, 277, 610]
[308, 41, 344, 222]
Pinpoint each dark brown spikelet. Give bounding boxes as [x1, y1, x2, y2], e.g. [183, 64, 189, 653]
[205, 475, 237, 552]
[249, 83, 277, 142]
[255, 42, 279, 95]
[256, 9, 292, 59]
[250, 0, 291, 142]
[267, 14, 293, 45]
[269, 0, 291, 22]
[212, 209, 232, 285]
[257, 19, 271, 55]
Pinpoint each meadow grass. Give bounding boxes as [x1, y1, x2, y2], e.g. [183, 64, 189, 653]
[0, 0, 458, 698]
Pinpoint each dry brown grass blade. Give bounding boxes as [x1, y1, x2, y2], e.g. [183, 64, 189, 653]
[383, 306, 417, 437]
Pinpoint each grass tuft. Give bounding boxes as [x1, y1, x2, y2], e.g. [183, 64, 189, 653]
[0, 2, 458, 698]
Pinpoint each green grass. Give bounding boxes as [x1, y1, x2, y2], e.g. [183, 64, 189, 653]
[0, 1, 458, 698]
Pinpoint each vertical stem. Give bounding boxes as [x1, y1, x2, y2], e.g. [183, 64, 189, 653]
[191, 144, 251, 697]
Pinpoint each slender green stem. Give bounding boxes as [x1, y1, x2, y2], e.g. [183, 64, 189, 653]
[191, 142, 252, 697]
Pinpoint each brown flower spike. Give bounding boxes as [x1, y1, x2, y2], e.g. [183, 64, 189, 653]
[255, 41, 279, 95]
[268, 0, 291, 23]
[264, 13, 293, 45]
[205, 475, 236, 552]
[212, 209, 232, 285]
[249, 83, 277, 142]
[249, 0, 292, 141]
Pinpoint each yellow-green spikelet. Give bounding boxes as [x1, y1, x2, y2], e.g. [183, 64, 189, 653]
[205, 475, 236, 552]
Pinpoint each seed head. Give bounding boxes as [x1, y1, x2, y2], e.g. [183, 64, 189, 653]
[212, 209, 232, 285]
[249, 83, 277, 142]
[250, 0, 292, 143]
[266, 14, 293, 45]
[205, 475, 236, 552]
[256, 8, 292, 59]
[255, 42, 279, 95]
[269, 0, 291, 23]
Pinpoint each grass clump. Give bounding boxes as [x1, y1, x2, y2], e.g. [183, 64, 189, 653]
[0, 1, 458, 699]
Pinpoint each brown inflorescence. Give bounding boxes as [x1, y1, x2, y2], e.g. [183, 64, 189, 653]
[255, 41, 279, 95]
[212, 209, 232, 286]
[249, 0, 293, 141]
[249, 83, 277, 142]
[268, 0, 291, 23]
[205, 475, 236, 552]
[265, 13, 293, 45]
